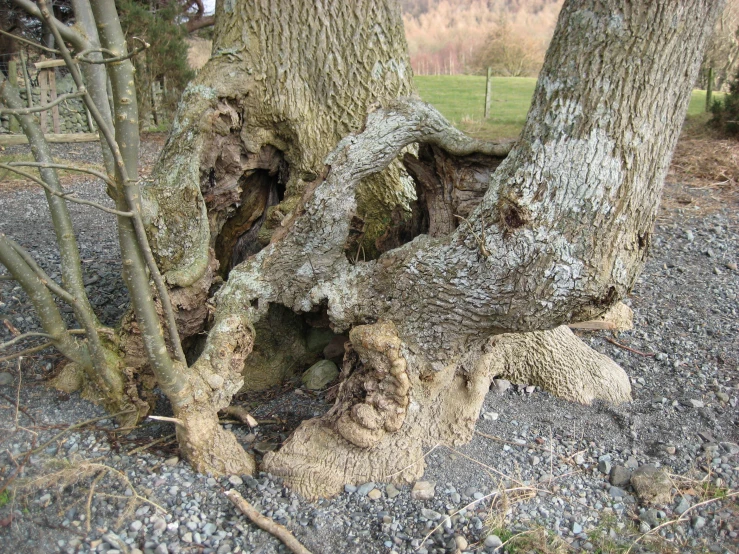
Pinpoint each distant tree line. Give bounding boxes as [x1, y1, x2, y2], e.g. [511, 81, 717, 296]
[403, 0, 739, 83]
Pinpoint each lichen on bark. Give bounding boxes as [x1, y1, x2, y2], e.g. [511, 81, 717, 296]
[132, 0, 725, 496]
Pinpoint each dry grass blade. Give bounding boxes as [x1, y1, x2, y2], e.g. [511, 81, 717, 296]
[625, 491, 739, 553]
[417, 484, 537, 551]
[27, 409, 137, 457]
[497, 527, 571, 553]
[14, 457, 167, 531]
[443, 445, 533, 488]
[381, 444, 440, 480]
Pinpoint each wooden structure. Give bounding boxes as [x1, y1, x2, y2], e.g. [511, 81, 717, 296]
[0, 56, 97, 146]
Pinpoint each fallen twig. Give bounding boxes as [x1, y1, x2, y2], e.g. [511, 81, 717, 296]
[604, 337, 655, 357]
[225, 489, 313, 554]
[220, 406, 259, 427]
[148, 415, 184, 426]
[126, 433, 176, 456]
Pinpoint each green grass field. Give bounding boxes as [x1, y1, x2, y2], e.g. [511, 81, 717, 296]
[414, 75, 721, 141]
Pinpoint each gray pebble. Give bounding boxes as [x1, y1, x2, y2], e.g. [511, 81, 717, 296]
[421, 508, 441, 521]
[609, 486, 627, 499]
[129, 520, 143, 532]
[609, 466, 632, 487]
[675, 496, 691, 515]
[357, 482, 375, 496]
[493, 379, 511, 393]
[203, 522, 217, 535]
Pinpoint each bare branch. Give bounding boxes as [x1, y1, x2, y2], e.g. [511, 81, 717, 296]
[11, 0, 91, 51]
[0, 233, 87, 365]
[8, 162, 116, 188]
[0, 342, 53, 363]
[0, 164, 133, 217]
[0, 332, 53, 350]
[39, 0, 187, 367]
[0, 28, 60, 54]
[0, 91, 86, 116]
[183, 15, 215, 33]
[6, 236, 78, 306]
[75, 38, 150, 65]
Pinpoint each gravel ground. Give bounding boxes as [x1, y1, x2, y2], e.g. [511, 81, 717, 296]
[0, 137, 738, 554]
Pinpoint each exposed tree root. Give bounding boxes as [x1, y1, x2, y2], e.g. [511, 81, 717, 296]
[264, 321, 631, 498]
[489, 326, 632, 405]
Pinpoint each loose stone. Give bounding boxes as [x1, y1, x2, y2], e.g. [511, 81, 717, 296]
[609, 466, 632, 487]
[411, 481, 435, 500]
[631, 465, 672, 505]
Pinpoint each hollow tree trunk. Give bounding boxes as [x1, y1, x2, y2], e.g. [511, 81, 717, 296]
[143, 0, 416, 283]
[135, 0, 424, 474]
[139, 0, 421, 386]
[143, 0, 721, 492]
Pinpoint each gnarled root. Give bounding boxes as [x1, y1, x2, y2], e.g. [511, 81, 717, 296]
[263, 320, 495, 499]
[334, 320, 410, 448]
[262, 418, 424, 500]
[491, 325, 632, 405]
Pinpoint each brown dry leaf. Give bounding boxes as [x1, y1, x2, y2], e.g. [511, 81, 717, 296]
[2, 319, 21, 337]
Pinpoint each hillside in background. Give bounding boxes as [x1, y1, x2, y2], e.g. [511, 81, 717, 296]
[401, 0, 563, 76]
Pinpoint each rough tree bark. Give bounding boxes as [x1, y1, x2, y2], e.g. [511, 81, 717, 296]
[136, 0, 722, 496]
[139, 0, 427, 388]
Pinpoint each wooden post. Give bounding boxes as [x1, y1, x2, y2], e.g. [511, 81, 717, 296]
[705, 67, 714, 112]
[150, 81, 159, 127]
[85, 106, 95, 132]
[7, 59, 19, 133]
[484, 67, 493, 119]
[48, 69, 61, 133]
[20, 51, 33, 109]
[39, 69, 49, 132]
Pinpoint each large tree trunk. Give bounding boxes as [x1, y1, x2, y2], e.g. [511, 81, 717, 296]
[142, 0, 722, 494]
[139, 0, 426, 386]
[135, 0, 425, 474]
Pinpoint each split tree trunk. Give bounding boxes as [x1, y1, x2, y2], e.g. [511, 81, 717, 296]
[139, 0, 424, 388]
[141, 0, 723, 495]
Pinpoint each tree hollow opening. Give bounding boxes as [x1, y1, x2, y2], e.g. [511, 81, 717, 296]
[214, 168, 286, 278]
[349, 143, 508, 258]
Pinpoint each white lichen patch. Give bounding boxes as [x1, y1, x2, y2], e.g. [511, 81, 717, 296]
[516, 129, 624, 224]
